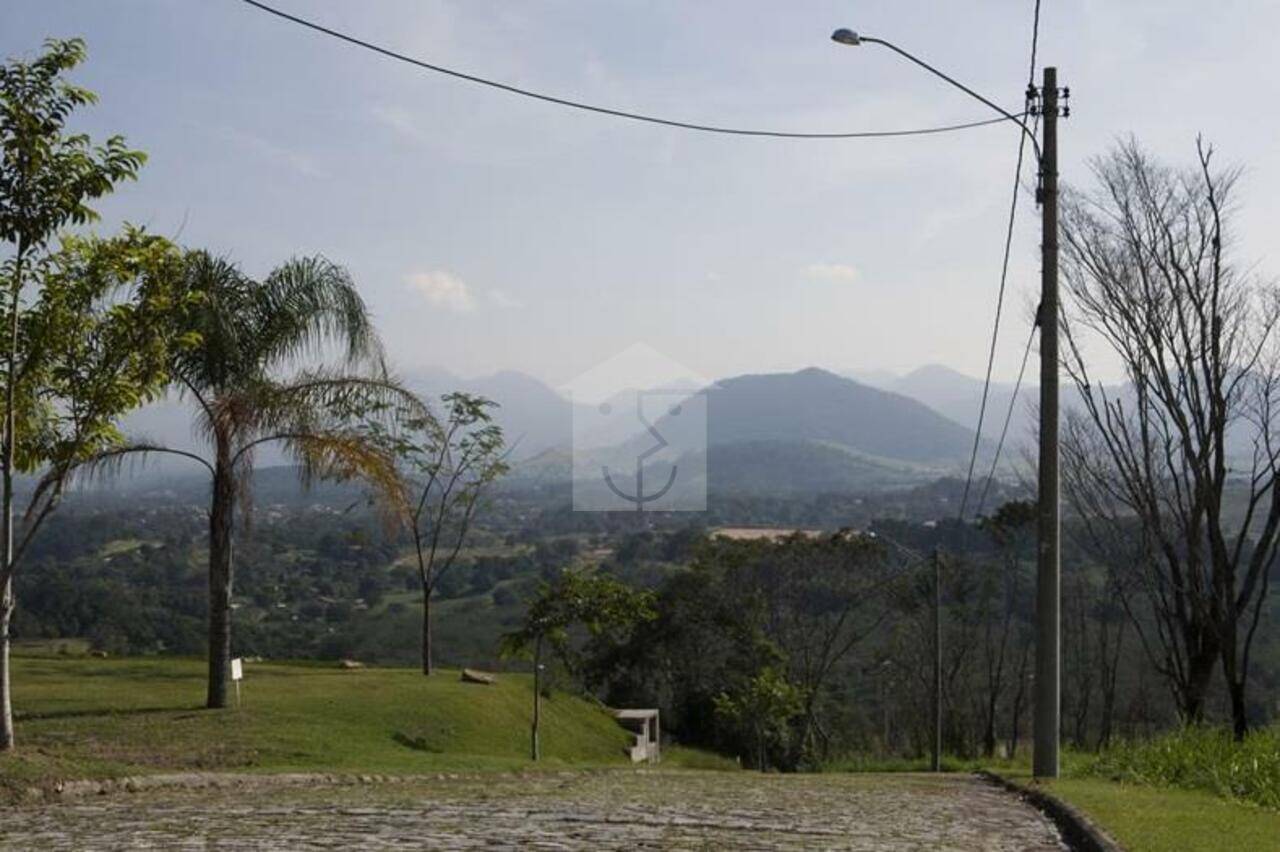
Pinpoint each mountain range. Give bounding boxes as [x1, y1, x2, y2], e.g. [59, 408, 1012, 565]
[113, 364, 1020, 496]
[876, 364, 1037, 451]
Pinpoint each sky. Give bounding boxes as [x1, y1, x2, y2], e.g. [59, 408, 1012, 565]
[5, 0, 1278, 392]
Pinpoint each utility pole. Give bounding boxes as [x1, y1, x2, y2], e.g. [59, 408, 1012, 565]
[932, 546, 942, 773]
[828, 27, 1064, 779]
[531, 635, 543, 761]
[1033, 66, 1061, 780]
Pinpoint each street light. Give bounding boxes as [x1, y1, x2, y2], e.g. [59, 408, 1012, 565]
[831, 28, 1063, 780]
[829, 30, 1040, 157]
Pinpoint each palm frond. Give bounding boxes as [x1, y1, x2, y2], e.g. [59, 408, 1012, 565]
[285, 428, 410, 530]
[170, 250, 256, 394]
[231, 370, 429, 450]
[27, 439, 213, 521]
[253, 256, 385, 372]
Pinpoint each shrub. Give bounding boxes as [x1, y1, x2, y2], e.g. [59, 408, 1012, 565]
[1076, 725, 1280, 809]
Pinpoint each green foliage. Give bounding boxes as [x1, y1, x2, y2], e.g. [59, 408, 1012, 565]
[713, 667, 804, 770]
[0, 38, 145, 249]
[595, 531, 890, 770]
[0, 38, 191, 752]
[1075, 725, 1280, 809]
[386, 391, 509, 589]
[363, 391, 509, 672]
[15, 230, 193, 476]
[104, 247, 416, 499]
[501, 568, 655, 676]
[1, 37, 171, 550]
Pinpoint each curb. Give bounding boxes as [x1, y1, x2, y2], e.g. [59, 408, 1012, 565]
[976, 770, 1124, 852]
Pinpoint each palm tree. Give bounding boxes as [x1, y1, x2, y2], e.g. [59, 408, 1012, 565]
[83, 251, 411, 708]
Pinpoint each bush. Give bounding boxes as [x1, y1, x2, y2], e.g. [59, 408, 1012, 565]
[1076, 725, 1280, 809]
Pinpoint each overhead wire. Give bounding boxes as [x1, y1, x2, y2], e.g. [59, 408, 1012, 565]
[956, 0, 1043, 523]
[974, 322, 1038, 518]
[240, 0, 1048, 531]
[239, 0, 1024, 141]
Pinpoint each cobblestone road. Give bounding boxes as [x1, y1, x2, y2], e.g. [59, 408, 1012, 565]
[1, 771, 1066, 850]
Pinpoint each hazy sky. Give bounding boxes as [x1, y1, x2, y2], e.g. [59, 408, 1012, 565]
[5, 0, 1278, 390]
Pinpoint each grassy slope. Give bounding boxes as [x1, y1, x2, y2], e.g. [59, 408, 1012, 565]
[0, 655, 638, 790]
[829, 753, 1280, 851]
[1008, 774, 1280, 852]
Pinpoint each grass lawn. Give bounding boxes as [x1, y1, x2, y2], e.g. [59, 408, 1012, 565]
[1006, 773, 1280, 852]
[0, 654, 658, 795]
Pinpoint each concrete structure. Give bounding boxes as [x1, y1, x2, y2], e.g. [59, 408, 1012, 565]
[613, 709, 660, 763]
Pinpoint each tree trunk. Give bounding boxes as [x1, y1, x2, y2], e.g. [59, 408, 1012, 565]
[1, 244, 23, 750]
[982, 697, 998, 758]
[1220, 610, 1250, 741]
[421, 582, 433, 676]
[1227, 679, 1247, 741]
[0, 581, 13, 751]
[531, 634, 541, 761]
[1096, 620, 1124, 750]
[1179, 649, 1216, 725]
[1223, 630, 1249, 740]
[206, 449, 235, 709]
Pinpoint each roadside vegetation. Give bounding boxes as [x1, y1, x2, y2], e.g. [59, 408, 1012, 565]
[1074, 725, 1280, 810]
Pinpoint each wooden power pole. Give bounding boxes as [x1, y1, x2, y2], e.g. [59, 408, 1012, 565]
[1033, 66, 1061, 780]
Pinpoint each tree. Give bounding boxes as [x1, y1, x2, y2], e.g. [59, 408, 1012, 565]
[728, 532, 889, 763]
[384, 392, 507, 675]
[713, 667, 804, 771]
[0, 39, 190, 750]
[501, 568, 655, 760]
[596, 532, 888, 768]
[82, 250, 411, 708]
[1060, 137, 1278, 737]
[975, 501, 1035, 757]
[0, 230, 191, 748]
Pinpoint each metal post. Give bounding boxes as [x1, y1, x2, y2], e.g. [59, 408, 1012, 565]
[1033, 66, 1061, 779]
[932, 546, 942, 773]
[531, 635, 542, 761]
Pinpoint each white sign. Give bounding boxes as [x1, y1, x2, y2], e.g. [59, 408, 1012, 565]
[230, 658, 243, 681]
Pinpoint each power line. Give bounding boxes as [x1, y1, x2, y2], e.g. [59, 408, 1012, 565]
[973, 322, 1037, 518]
[956, 0, 1043, 523]
[239, 0, 1023, 140]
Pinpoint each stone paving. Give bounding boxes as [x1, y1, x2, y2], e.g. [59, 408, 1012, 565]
[0, 770, 1067, 850]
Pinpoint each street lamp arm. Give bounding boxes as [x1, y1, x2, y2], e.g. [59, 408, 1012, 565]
[849, 34, 1041, 161]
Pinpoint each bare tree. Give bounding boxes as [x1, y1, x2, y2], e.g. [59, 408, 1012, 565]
[1059, 137, 1278, 737]
[387, 393, 507, 675]
[976, 501, 1034, 757]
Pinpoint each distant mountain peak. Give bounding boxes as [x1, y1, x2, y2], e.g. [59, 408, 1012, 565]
[693, 367, 979, 465]
[902, 363, 974, 382]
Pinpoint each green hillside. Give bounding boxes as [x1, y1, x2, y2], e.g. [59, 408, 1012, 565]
[0, 654, 641, 792]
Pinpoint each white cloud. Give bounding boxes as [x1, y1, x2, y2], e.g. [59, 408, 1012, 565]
[803, 263, 859, 283]
[406, 272, 522, 312]
[406, 270, 475, 313]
